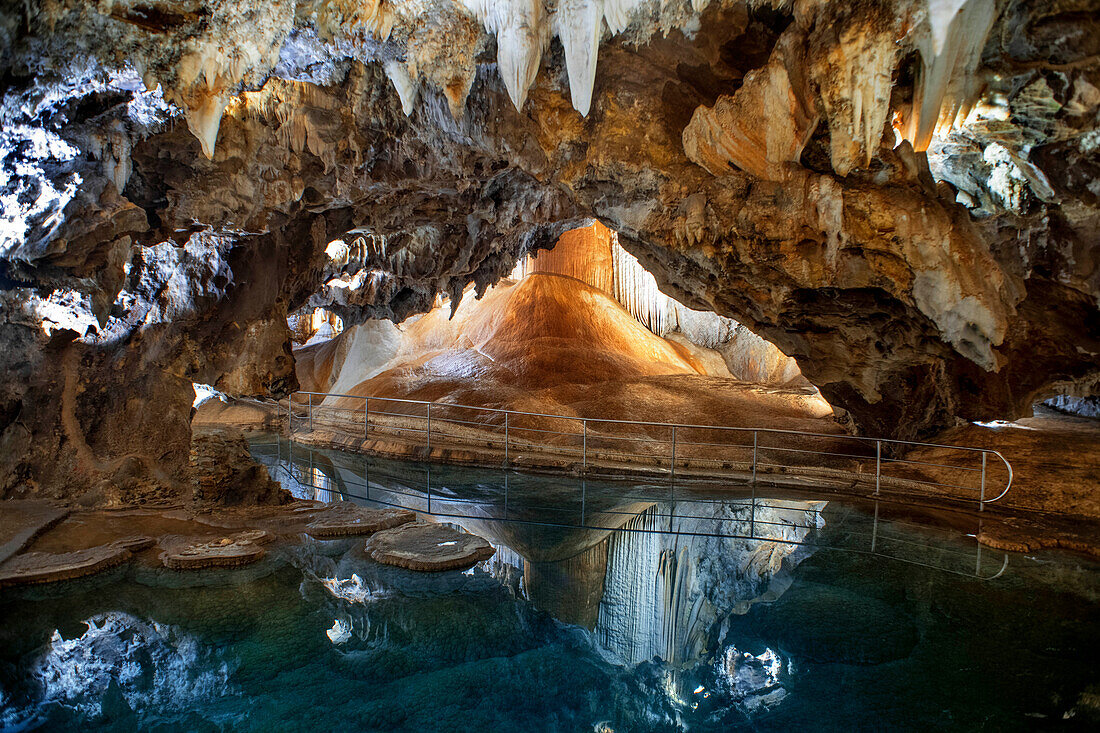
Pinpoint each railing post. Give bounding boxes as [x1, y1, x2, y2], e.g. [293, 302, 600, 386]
[670, 425, 677, 480]
[979, 452, 987, 511]
[582, 419, 587, 472]
[871, 500, 879, 553]
[504, 412, 509, 468]
[875, 440, 881, 495]
[581, 479, 586, 525]
[308, 393, 313, 432]
[749, 482, 756, 538]
[364, 396, 369, 441]
[751, 431, 758, 485]
[426, 402, 431, 453]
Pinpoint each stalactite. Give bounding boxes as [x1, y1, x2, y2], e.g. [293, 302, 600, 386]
[462, 0, 547, 112]
[384, 60, 420, 116]
[611, 237, 673, 336]
[556, 0, 604, 117]
[899, 0, 997, 151]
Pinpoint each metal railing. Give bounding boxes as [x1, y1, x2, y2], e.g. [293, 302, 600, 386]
[285, 391, 1012, 510]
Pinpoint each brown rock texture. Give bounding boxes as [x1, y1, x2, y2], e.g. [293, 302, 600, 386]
[304, 501, 416, 537]
[0, 500, 69, 564]
[190, 431, 292, 506]
[0, 546, 130, 588]
[158, 529, 272, 569]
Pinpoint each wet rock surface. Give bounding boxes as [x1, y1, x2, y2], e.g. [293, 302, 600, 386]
[365, 522, 495, 572]
[158, 530, 273, 570]
[0, 545, 131, 588]
[305, 501, 416, 538]
[190, 431, 292, 506]
[0, 500, 69, 564]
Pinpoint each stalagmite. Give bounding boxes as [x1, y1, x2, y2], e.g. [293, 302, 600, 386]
[556, 0, 604, 116]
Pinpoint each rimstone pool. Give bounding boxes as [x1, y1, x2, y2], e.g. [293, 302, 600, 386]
[1, 438, 1098, 731]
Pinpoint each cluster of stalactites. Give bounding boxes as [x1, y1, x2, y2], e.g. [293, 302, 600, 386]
[289, 307, 344, 345]
[131, 0, 395, 161]
[611, 236, 675, 336]
[684, 0, 998, 180]
[513, 223, 720, 340]
[895, 0, 997, 152]
[457, 0, 672, 116]
[116, 0, 994, 169]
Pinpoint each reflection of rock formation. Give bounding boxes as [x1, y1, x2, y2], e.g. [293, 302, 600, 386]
[523, 539, 609, 630]
[18, 612, 234, 724]
[596, 501, 824, 668]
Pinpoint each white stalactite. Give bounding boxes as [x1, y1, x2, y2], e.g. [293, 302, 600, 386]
[184, 94, 228, 160]
[383, 60, 420, 116]
[556, 0, 604, 116]
[903, 0, 996, 151]
[603, 0, 642, 35]
[925, 0, 971, 56]
[611, 238, 673, 336]
[462, 0, 546, 112]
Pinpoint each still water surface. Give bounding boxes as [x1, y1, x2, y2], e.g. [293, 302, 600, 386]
[1, 437, 1098, 731]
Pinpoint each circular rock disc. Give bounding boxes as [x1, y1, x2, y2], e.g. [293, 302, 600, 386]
[159, 530, 272, 570]
[306, 502, 415, 538]
[365, 522, 495, 572]
[0, 546, 130, 587]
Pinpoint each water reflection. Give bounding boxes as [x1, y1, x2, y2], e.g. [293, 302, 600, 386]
[0, 438, 1061, 731]
[248, 436, 1014, 722]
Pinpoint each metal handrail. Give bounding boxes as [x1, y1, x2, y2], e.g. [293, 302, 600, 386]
[285, 390, 1012, 510]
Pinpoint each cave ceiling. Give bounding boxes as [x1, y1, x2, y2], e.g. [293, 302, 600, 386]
[1, 0, 1099, 495]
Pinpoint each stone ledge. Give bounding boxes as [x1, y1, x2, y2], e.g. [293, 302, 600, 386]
[0, 545, 130, 588]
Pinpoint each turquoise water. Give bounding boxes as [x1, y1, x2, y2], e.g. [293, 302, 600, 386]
[1, 439, 1098, 731]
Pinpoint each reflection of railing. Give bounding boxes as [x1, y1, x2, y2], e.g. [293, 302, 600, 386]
[251, 439, 1009, 580]
[286, 391, 1012, 510]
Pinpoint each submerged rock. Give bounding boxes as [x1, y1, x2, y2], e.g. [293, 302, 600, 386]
[159, 529, 273, 570]
[305, 501, 415, 538]
[365, 522, 495, 572]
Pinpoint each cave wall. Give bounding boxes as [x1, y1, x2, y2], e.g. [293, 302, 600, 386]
[1, 0, 1099, 498]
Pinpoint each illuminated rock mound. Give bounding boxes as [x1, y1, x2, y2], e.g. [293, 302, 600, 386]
[291, 222, 831, 431]
[307, 271, 702, 399]
[297, 269, 832, 433]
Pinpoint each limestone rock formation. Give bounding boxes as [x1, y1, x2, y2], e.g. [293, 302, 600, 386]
[190, 431, 292, 505]
[364, 521, 495, 571]
[1, 0, 1098, 499]
[158, 530, 273, 569]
